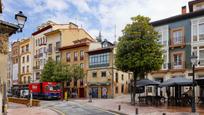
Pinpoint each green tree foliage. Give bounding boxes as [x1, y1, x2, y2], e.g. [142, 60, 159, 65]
[53, 63, 72, 82]
[115, 15, 163, 105]
[40, 59, 55, 82]
[71, 64, 84, 81]
[41, 60, 84, 82]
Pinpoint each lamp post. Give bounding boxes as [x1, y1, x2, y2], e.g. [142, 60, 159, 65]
[190, 53, 198, 113]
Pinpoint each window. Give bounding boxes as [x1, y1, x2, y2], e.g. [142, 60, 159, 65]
[24, 77, 26, 84]
[89, 53, 110, 67]
[27, 65, 29, 73]
[26, 45, 29, 52]
[92, 72, 97, 77]
[115, 86, 118, 94]
[101, 71, 106, 77]
[22, 56, 25, 63]
[21, 46, 24, 53]
[22, 66, 25, 73]
[115, 73, 118, 83]
[193, 25, 197, 41]
[36, 40, 38, 46]
[172, 30, 183, 45]
[121, 74, 124, 80]
[48, 44, 52, 52]
[27, 55, 29, 62]
[80, 80, 83, 86]
[66, 52, 71, 62]
[80, 50, 84, 60]
[56, 55, 60, 62]
[56, 41, 60, 51]
[199, 23, 204, 41]
[74, 52, 78, 61]
[80, 63, 84, 68]
[28, 76, 31, 83]
[173, 53, 182, 68]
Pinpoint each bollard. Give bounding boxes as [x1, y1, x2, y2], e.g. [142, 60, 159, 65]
[135, 108, 138, 115]
[163, 113, 166, 115]
[118, 105, 121, 111]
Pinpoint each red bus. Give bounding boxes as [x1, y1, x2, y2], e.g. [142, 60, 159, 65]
[29, 82, 61, 99]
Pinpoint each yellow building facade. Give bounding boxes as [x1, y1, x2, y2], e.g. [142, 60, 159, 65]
[19, 38, 33, 84]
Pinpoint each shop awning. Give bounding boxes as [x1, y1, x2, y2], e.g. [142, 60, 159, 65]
[136, 79, 160, 87]
[195, 77, 204, 85]
[159, 77, 193, 87]
[88, 82, 111, 86]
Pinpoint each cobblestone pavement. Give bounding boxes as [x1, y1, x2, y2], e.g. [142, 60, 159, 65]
[41, 100, 118, 115]
[7, 102, 57, 115]
[71, 95, 203, 115]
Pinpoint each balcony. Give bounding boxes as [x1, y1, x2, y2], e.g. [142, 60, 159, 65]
[170, 36, 185, 48]
[169, 61, 186, 72]
[47, 48, 52, 55]
[33, 66, 40, 70]
[55, 47, 60, 53]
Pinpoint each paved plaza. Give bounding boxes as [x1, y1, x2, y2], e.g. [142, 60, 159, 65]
[71, 95, 203, 115]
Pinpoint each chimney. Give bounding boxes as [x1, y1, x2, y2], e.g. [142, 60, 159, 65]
[182, 6, 187, 14]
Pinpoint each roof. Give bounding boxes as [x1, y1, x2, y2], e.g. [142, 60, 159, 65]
[0, 20, 19, 36]
[151, 8, 204, 27]
[59, 42, 90, 51]
[44, 29, 61, 36]
[159, 77, 193, 87]
[189, 0, 204, 12]
[87, 46, 114, 54]
[32, 25, 52, 36]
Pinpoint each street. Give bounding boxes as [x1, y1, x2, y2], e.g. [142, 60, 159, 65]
[41, 100, 118, 115]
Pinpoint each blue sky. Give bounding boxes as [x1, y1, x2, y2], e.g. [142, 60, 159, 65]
[1, 0, 191, 43]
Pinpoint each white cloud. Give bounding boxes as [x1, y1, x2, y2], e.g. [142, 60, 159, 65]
[93, 0, 191, 42]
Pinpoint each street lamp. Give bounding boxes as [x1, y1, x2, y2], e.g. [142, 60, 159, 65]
[190, 52, 198, 113]
[15, 11, 27, 32]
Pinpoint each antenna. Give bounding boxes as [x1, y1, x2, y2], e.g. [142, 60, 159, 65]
[114, 24, 117, 42]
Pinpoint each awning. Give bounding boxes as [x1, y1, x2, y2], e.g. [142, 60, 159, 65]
[159, 77, 193, 87]
[195, 77, 204, 85]
[136, 79, 160, 87]
[88, 82, 111, 86]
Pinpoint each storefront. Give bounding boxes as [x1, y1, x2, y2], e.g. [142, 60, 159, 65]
[88, 82, 111, 98]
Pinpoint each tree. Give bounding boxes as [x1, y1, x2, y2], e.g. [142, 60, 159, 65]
[40, 59, 56, 82]
[115, 15, 163, 105]
[53, 63, 72, 82]
[71, 64, 84, 82]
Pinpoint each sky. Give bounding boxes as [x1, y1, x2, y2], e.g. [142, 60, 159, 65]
[1, 0, 192, 43]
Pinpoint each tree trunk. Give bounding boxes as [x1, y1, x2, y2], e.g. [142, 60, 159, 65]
[131, 72, 137, 105]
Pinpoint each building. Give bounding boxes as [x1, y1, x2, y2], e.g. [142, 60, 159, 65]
[7, 51, 12, 90]
[87, 39, 132, 98]
[32, 21, 70, 82]
[11, 41, 20, 85]
[19, 38, 33, 84]
[148, 0, 204, 98]
[44, 22, 94, 62]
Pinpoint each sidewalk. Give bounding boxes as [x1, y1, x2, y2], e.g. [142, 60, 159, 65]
[71, 95, 202, 115]
[7, 102, 57, 115]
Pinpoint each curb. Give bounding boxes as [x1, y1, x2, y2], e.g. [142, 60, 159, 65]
[49, 107, 66, 115]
